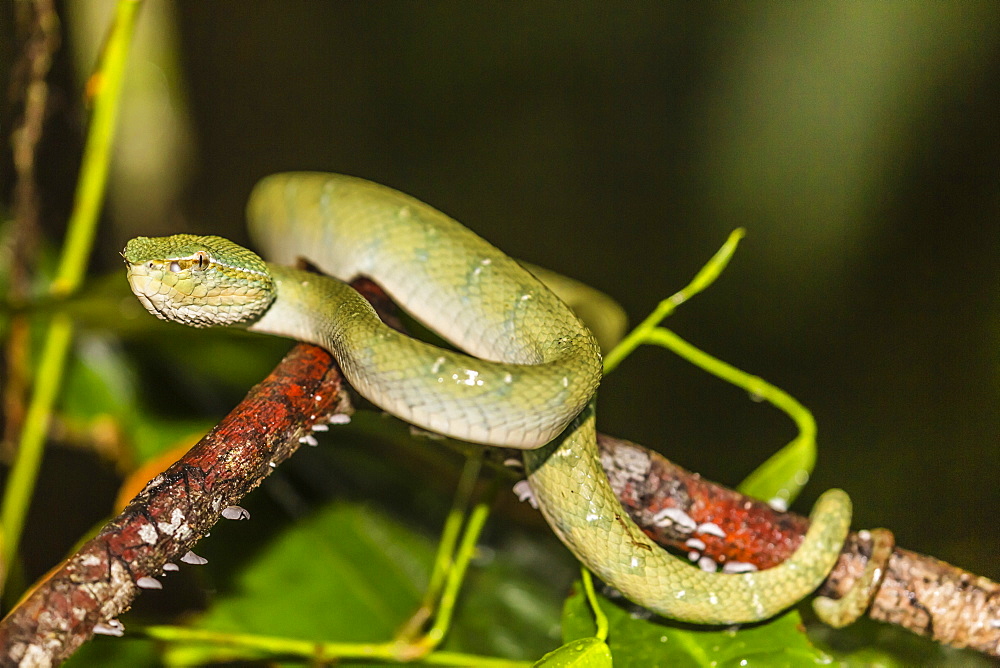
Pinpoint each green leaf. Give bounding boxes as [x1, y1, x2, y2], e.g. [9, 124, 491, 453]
[737, 433, 816, 507]
[129, 496, 564, 665]
[534, 637, 612, 667]
[561, 583, 830, 667]
[443, 534, 567, 660]
[163, 503, 432, 665]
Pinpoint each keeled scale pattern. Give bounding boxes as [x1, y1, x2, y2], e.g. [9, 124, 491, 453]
[137, 172, 853, 623]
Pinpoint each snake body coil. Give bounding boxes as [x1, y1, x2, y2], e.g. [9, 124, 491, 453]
[124, 172, 850, 623]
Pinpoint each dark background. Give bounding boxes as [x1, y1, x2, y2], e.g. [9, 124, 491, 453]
[4, 2, 999, 584]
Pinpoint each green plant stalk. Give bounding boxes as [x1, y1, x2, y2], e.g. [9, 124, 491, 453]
[0, 315, 72, 571]
[396, 453, 482, 643]
[0, 0, 141, 581]
[52, 0, 142, 296]
[602, 228, 745, 374]
[414, 492, 493, 652]
[643, 327, 816, 502]
[425, 454, 482, 609]
[140, 625, 532, 668]
[580, 567, 608, 641]
[600, 226, 817, 504]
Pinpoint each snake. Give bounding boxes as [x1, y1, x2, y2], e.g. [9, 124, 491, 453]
[123, 172, 852, 624]
[812, 528, 894, 627]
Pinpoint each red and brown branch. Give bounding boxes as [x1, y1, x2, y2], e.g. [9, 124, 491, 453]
[0, 341, 348, 667]
[597, 434, 1000, 655]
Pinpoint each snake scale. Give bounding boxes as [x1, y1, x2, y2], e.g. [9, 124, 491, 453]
[124, 172, 852, 624]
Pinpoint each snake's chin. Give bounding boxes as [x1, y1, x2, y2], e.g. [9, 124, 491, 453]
[126, 268, 178, 324]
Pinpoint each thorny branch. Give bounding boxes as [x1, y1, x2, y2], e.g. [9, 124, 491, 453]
[0, 282, 997, 666]
[0, 341, 348, 667]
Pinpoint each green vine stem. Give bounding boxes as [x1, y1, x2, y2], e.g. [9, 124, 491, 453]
[601, 229, 745, 374]
[0, 0, 141, 585]
[139, 624, 532, 668]
[642, 326, 817, 505]
[395, 453, 483, 645]
[407, 488, 495, 656]
[601, 228, 817, 505]
[580, 567, 609, 641]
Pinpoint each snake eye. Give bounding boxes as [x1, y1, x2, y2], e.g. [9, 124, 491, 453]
[194, 251, 209, 270]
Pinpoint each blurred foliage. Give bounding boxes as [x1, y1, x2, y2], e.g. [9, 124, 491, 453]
[1, 1, 998, 665]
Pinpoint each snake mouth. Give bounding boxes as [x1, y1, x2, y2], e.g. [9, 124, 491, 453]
[125, 266, 173, 322]
[135, 291, 162, 319]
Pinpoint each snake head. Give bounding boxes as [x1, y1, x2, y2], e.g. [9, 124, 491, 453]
[123, 234, 275, 328]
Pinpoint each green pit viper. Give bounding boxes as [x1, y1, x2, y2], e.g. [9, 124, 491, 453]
[124, 172, 857, 625]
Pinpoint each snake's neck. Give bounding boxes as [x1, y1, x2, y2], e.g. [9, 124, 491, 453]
[245, 263, 597, 449]
[247, 264, 379, 352]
